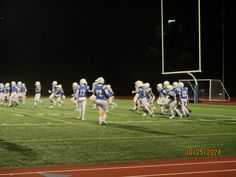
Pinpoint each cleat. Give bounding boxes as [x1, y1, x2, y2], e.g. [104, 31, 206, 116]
[169, 116, 175, 119]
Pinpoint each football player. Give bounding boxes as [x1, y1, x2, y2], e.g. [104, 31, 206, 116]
[0, 83, 4, 105]
[71, 82, 79, 110]
[179, 82, 190, 117]
[93, 77, 110, 125]
[89, 79, 98, 109]
[19, 83, 27, 104]
[49, 81, 58, 109]
[131, 80, 142, 111]
[163, 80, 171, 114]
[56, 84, 65, 108]
[137, 82, 155, 117]
[76, 78, 89, 120]
[2, 83, 10, 105]
[33, 81, 44, 108]
[156, 83, 166, 115]
[107, 84, 118, 109]
[166, 85, 182, 119]
[144, 83, 155, 113]
[8, 81, 19, 107]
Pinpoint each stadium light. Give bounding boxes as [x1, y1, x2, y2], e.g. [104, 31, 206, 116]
[168, 19, 176, 23]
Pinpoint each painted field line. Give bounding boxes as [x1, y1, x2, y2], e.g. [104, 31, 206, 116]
[192, 112, 236, 119]
[0, 117, 235, 127]
[0, 122, 90, 127]
[2, 132, 236, 144]
[0, 107, 73, 124]
[125, 169, 236, 177]
[0, 160, 236, 176]
[108, 107, 236, 119]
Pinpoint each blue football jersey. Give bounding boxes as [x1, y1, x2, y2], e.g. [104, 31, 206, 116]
[138, 87, 147, 99]
[77, 85, 89, 97]
[94, 84, 108, 100]
[11, 85, 18, 93]
[52, 85, 57, 93]
[180, 87, 188, 99]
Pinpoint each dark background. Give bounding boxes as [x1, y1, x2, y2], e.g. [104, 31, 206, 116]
[0, 0, 235, 97]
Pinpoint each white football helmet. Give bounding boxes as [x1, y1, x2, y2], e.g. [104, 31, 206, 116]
[179, 82, 184, 88]
[97, 77, 105, 84]
[156, 83, 163, 90]
[135, 80, 141, 86]
[72, 82, 78, 88]
[17, 81, 22, 86]
[80, 78, 87, 85]
[5, 83, 10, 87]
[144, 83, 150, 88]
[167, 85, 173, 92]
[35, 81, 40, 86]
[95, 79, 99, 84]
[163, 81, 170, 88]
[135, 80, 143, 88]
[173, 82, 178, 88]
[57, 84, 62, 89]
[11, 81, 16, 86]
[106, 84, 111, 89]
[22, 83, 25, 87]
[52, 81, 57, 85]
[0, 83, 4, 87]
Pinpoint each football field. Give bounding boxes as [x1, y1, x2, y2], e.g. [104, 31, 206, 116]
[0, 98, 236, 169]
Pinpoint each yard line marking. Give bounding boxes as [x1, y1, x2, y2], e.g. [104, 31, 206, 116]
[0, 118, 235, 127]
[0, 160, 236, 176]
[0, 122, 90, 126]
[125, 169, 236, 177]
[0, 107, 73, 124]
[2, 132, 236, 143]
[192, 112, 236, 119]
[12, 113, 25, 117]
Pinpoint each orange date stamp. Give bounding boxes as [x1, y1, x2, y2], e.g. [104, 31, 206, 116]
[185, 149, 221, 156]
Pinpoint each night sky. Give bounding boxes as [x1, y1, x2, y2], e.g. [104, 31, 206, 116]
[0, 0, 235, 97]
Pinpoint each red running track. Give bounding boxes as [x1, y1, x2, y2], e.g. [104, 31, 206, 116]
[0, 156, 236, 177]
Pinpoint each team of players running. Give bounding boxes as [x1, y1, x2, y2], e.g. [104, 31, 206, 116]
[0, 81, 27, 107]
[132, 80, 190, 119]
[0, 78, 190, 124]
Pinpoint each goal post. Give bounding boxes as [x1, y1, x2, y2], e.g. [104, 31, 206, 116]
[179, 79, 230, 101]
[161, 0, 202, 75]
[161, 0, 202, 104]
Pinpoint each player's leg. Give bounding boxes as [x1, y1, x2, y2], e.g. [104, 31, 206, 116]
[141, 100, 154, 117]
[95, 100, 103, 125]
[133, 94, 139, 111]
[78, 98, 86, 120]
[101, 100, 109, 124]
[33, 93, 39, 108]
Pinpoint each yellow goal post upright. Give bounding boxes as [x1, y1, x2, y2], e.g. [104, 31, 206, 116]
[161, 0, 201, 103]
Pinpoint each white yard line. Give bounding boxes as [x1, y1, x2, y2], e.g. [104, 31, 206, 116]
[2, 132, 236, 144]
[0, 108, 73, 124]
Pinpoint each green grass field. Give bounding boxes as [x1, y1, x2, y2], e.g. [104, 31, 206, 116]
[0, 98, 236, 169]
